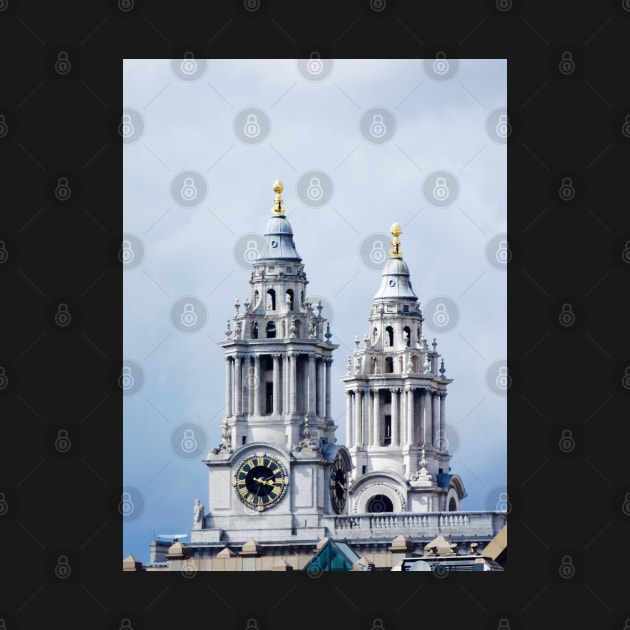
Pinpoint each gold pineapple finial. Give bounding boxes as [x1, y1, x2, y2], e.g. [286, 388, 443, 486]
[272, 179, 285, 216]
[390, 222, 402, 258]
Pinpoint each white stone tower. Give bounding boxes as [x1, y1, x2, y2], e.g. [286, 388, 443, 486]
[193, 180, 352, 548]
[341, 223, 466, 514]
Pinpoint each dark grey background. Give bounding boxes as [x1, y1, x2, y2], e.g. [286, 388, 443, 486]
[1, 0, 629, 628]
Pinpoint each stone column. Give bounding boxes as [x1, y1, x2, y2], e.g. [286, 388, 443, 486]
[243, 357, 250, 416]
[325, 359, 332, 420]
[253, 356, 261, 416]
[390, 388, 399, 446]
[361, 389, 372, 446]
[283, 355, 289, 416]
[307, 354, 316, 415]
[234, 356, 242, 415]
[225, 357, 232, 417]
[346, 390, 353, 446]
[406, 387, 414, 447]
[272, 354, 280, 416]
[316, 359, 324, 417]
[419, 389, 431, 446]
[439, 391, 446, 450]
[431, 391, 439, 449]
[366, 391, 373, 446]
[373, 389, 381, 446]
[354, 388, 362, 446]
[289, 353, 297, 414]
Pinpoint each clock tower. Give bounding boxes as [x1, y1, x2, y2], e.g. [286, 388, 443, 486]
[191, 181, 351, 549]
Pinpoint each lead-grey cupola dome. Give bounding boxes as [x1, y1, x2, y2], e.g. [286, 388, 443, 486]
[257, 180, 302, 261]
[373, 222, 419, 300]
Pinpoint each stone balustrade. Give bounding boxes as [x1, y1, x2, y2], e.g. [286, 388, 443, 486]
[328, 511, 505, 540]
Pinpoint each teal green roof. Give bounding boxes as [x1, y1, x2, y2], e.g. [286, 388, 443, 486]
[303, 539, 362, 573]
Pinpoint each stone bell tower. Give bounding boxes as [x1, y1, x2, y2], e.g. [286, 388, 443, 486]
[216, 179, 338, 451]
[192, 180, 351, 550]
[341, 223, 466, 514]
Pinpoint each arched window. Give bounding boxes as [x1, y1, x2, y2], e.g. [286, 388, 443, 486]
[266, 321, 276, 338]
[403, 326, 411, 347]
[367, 495, 393, 513]
[385, 357, 394, 373]
[373, 326, 378, 341]
[251, 321, 258, 339]
[254, 290, 259, 307]
[285, 289, 294, 311]
[448, 497, 457, 512]
[417, 327, 421, 342]
[266, 289, 276, 310]
[385, 326, 394, 347]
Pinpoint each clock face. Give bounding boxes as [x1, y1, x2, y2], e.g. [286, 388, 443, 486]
[329, 456, 348, 514]
[234, 454, 288, 511]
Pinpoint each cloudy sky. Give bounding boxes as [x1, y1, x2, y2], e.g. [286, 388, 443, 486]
[122, 58, 507, 564]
